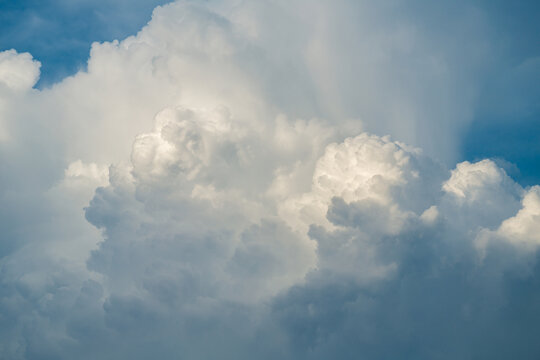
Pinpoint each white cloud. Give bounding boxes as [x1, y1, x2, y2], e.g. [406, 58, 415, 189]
[280, 133, 445, 234]
[476, 186, 540, 252]
[498, 186, 540, 245]
[441, 159, 524, 230]
[0, 50, 41, 142]
[0, 50, 40, 92]
[1, 1, 540, 359]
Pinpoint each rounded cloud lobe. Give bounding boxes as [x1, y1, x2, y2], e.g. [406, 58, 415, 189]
[0, 50, 40, 92]
[1, 1, 540, 359]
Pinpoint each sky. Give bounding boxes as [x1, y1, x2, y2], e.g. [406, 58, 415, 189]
[0, 0, 170, 86]
[0, 1, 540, 359]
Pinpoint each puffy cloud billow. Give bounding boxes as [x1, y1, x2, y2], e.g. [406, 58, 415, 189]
[1, 1, 540, 359]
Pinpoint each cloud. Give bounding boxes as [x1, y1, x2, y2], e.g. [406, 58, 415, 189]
[75, 112, 540, 358]
[270, 158, 540, 359]
[477, 186, 540, 250]
[1, 1, 540, 359]
[0, 49, 41, 141]
[0, 50, 40, 92]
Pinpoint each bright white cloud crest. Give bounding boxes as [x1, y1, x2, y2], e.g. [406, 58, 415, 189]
[0, 50, 40, 92]
[1, 1, 540, 359]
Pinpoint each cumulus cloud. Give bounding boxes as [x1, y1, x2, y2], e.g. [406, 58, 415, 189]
[1, 1, 540, 359]
[0, 50, 41, 142]
[0, 50, 40, 92]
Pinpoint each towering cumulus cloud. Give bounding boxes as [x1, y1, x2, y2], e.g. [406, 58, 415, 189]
[1, 1, 540, 359]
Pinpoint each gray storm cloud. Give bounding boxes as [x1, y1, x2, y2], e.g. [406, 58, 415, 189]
[1, 1, 540, 359]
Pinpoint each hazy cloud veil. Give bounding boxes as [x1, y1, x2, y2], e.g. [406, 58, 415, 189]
[1, 1, 540, 359]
